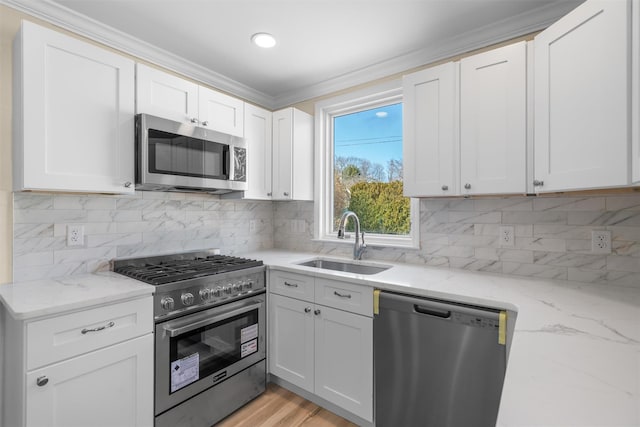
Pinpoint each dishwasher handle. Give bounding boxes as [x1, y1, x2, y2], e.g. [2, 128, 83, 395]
[414, 304, 451, 319]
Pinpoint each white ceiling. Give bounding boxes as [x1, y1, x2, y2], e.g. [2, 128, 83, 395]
[5, 0, 584, 108]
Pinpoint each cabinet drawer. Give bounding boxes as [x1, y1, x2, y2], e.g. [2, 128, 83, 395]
[26, 296, 153, 370]
[269, 270, 314, 302]
[315, 278, 373, 317]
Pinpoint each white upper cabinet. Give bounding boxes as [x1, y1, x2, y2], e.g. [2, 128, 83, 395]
[403, 62, 458, 197]
[460, 41, 527, 195]
[272, 108, 314, 201]
[136, 63, 244, 136]
[534, 0, 631, 192]
[243, 103, 273, 200]
[13, 21, 135, 194]
[136, 63, 198, 124]
[198, 86, 244, 137]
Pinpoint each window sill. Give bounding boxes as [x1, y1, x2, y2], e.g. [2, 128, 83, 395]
[312, 235, 420, 250]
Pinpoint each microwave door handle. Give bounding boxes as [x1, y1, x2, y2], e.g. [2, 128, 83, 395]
[225, 146, 232, 179]
[164, 301, 262, 338]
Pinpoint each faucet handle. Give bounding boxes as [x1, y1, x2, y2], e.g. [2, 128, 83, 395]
[361, 231, 366, 246]
[337, 229, 344, 239]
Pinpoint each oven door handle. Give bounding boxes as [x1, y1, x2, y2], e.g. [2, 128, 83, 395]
[164, 300, 262, 338]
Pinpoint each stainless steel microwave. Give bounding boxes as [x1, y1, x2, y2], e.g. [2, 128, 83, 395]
[135, 114, 247, 194]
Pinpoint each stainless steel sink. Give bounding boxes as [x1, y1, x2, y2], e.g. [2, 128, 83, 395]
[296, 258, 391, 275]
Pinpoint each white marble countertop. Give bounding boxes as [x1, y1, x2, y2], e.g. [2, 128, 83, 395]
[242, 249, 640, 427]
[0, 271, 155, 320]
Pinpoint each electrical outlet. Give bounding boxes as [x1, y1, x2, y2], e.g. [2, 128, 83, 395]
[249, 220, 257, 233]
[591, 230, 612, 254]
[66, 225, 84, 246]
[499, 226, 515, 247]
[297, 220, 306, 233]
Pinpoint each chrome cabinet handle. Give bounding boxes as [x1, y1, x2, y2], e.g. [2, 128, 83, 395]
[284, 281, 298, 288]
[283, 192, 290, 197]
[81, 321, 115, 335]
[441, 185, 448, 191]
[201, 120, 209, 126]
[190, 117, 199, 124]
[314, 309, 321, 315]
[334, 291, 352, 299]
[304, 307, 311, 313]
[267, 192, 272, 196]
[533, 180, 544, 187]
[464, 183, 471, 190]
[124, 181, 132, 188]
[36, 376, 48, 387]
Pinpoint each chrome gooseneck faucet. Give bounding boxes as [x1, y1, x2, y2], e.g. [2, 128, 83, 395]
[337, 210, 366, 260]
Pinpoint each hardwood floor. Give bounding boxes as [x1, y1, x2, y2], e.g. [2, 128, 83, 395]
[216, 383, 358, 427]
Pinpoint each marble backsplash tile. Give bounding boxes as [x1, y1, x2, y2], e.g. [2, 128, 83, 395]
[12, 190, 640, 287]
[13, 192, 274, 282]
[274, 194, 640, 288]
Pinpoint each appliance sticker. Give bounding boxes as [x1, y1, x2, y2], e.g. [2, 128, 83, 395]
[241, 323, 258, 343]
[170, 353, 199, 393]
[241, 339, 258, 358]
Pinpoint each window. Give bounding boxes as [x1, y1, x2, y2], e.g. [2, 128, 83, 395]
[314, 81, 419, 248]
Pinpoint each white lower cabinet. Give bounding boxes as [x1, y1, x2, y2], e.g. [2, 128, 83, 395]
[3, 296, 154, 427]
[268, 271, 373, 422]
[25, 335, 153, 427]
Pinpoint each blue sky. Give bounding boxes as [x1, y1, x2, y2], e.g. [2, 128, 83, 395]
[333, 103, 403, 167]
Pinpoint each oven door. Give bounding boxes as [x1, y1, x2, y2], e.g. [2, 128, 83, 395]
[155, 293, 266, 415]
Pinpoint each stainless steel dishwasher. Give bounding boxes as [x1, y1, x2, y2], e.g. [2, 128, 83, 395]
[374, 291, 506, 427]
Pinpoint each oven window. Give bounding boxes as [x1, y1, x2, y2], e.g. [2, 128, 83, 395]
[148, 129, 227, 180]
[168, 309, 259, 393]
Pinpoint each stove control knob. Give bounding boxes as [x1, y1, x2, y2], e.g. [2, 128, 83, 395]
[231, 283, 240, 293]
[199, 288, 211, 301]
[181, 293, 195, 306]
[243, 280, 253, 290]
[161, 297, 175, 311]
[224, 285, 233, 295]
[212, 286, 223, 298]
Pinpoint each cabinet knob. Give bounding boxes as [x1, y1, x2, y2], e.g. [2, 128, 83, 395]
[124, 181, 132, 188]
[304, 307, 311, 313]
[314, 309, 321, 316]
[190, 117, 199, 124]
[464, 183, 471, 190]
[36, 376, 48, 387]
[201, 120, 209, 126]
[267, 192, 272, 197]
[533, 180, 544, 187]
[441, 185, 448, 191]
[283, 192, 290, 197]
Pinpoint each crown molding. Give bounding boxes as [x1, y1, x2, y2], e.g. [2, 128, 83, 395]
[1, 0, 581, 110]
[273, 0, 583, 107]
[0, 0, 276, 108]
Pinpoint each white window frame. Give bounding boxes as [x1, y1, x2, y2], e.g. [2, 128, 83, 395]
[313, 80, 420, 249]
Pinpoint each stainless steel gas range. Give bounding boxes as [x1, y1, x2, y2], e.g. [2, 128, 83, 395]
[112, 250, 267, 427]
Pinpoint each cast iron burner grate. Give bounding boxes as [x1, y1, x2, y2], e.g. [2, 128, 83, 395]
[113, 254, 263, 285]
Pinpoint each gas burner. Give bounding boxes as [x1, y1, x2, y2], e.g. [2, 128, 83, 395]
[111, 250, 266, 321]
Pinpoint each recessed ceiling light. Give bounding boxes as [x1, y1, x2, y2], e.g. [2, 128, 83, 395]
[251, 33, 276, 48]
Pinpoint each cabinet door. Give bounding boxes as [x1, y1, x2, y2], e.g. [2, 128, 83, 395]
[534, 0, 630, 191]
[268, 293, 314, 392]
[634, 0, 640, 183]
[314, 306, 373, 422]
[290, 109, 314, 201]
[198, 86, 244, 137]
[272, 109, 293, 200]
[25, 334, 153, 427]
[136, 63, 198, 123]
[460, 42, 527, 195]
[243, 103, 273, 199]
[403, 62, 458, 196]
[15, 21, 135, 194]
